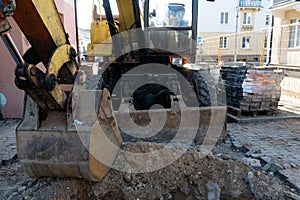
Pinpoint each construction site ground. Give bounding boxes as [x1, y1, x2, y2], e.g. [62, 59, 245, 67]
[0, 112, 300, 199]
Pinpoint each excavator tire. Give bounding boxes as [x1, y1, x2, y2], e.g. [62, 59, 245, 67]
[192, 71, 213, 107]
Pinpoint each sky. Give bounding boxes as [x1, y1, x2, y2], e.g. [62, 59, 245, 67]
[65, 0, 119, 29]
[76, 0, 94, 29]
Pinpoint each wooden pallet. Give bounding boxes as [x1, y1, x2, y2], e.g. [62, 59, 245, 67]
[227, 105, 276, 117]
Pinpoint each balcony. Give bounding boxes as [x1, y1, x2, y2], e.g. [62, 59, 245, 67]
[273, 0, 300, 5]
[270, 0, 300, 17]
[273, 0, 287, 4]
[239, 0, 262, 8]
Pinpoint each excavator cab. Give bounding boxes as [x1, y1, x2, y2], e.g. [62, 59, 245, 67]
[88, 0, 197, 62]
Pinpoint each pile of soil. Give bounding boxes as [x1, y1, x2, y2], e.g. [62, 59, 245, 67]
[0, 142, 291, 200]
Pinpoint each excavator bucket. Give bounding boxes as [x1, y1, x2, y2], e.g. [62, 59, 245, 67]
[115, 106, 227, 145]
[111, 106, 227, 174]
[16, 87, 122, 181]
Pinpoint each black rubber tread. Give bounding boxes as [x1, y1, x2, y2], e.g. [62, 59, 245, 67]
[191, 71, 212, 107]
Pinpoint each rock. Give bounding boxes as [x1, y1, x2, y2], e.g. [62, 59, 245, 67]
[123, 175, 132, 183]
[291, 163, 298, 169]
[17, 186, 26, 193]
[24, 195, 31, 200]
[269, 172, 274, 177]
[256, 171, 262, 176]
[249, 153, 262, 159]
[247, 171, 254, 179]
[243, 157, 262, 169]
[246, 171, 265, 199]
[12, 192, 18, 196]
[285, 191, 300, 200]
[262, 160, 282, 172]
[291, 188, 296, 193]
[207, 181, 220, 200]
[249, 159, 261, 169]
[164, 193, 172, 200]
[245, 147, 262, 157]
[221, 154, 230, 160]
[206, 153, 215, 161]
[260, 156, 272, 163]
[136, 182, 145, 190]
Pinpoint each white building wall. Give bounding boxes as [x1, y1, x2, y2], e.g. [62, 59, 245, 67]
[198, 0, 271, 32]
[198, 0, 238, 32]
[255, 0, 272, 30]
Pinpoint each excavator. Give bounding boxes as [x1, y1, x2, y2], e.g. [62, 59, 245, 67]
[0, 0, 226, 181]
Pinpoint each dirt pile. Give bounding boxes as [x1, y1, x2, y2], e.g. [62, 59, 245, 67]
[0, 142, 291, 200]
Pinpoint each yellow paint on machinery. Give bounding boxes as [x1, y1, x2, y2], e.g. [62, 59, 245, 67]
[87, 21, 113, 56]
[32, 0, 67, 46]
[48, 44, 77, 76]
[116, 0, 136, 32]
[90, 21, 111, 44]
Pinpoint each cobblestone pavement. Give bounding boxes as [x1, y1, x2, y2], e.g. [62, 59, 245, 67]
[228, 119, 300, 192]
[0, 119, 20, 165]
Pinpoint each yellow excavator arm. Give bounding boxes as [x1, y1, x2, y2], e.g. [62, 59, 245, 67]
[1, 0, 78, 110]
[0, 0, 122, 181]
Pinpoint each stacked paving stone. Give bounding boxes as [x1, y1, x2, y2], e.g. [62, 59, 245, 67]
[220, 66, 283, 114]
[241, 69, 283, 112]
[220, 66, 248, 108]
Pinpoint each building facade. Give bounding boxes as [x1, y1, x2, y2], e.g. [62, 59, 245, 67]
[78, 28, 91, 61]
[198, 0, 271, 62]
[0, 0, 76, 118]
[268, 0, 300, 101]
[269, 0, 300, 66]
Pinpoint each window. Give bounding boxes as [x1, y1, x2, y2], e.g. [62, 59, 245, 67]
[219, 37, 227, 48]
[242, 36, 250, 49]
[288, 19, 300, 48]
[264, 36, 268, 49]
[220, 12, 229, 25]
[243, 12, 252, 25]
[148, 0, 192, 27]
[265, 14, 270, 26]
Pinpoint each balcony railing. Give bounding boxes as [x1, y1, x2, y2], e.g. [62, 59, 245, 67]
[239, 0, 262, 7]
[273, 0, 286, 3]
[273, 0, 300, 5]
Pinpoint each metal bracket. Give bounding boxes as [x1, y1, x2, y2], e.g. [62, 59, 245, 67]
[46, 44, 78, 89]
[0, 0, 16, 35]
[0, 0, 16, 17]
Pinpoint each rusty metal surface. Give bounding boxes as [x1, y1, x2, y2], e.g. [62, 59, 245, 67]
[115, 106, 227, 144]
[17, 86, 123, 181]
[0, 0, 14, 34]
